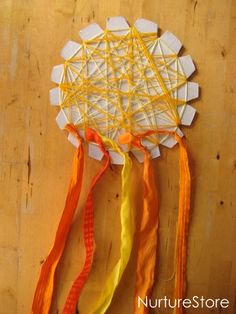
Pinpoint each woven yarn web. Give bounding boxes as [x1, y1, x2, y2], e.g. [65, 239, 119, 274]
[57, 26, 188, 151]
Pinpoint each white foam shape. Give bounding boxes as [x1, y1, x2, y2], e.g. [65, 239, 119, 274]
[88, 143, 104, 161]
[160, 127, 184, 148]
[134, 18, 158, 33]
[49, 87, 60, 106]
[79, 23, 103, 41]
[68, 133, 80, 148]
[109, 150, 124, 165]
[150, 146, 160, 159]
[56, 110, 69, 129]
[51, 64, 64, 84]
[106, 16, 130, 35]
[131, 149, 145, 163]
[162, 126, 183, 137]
[178, 82, 199, 101]
[79, 130, 85, 138]
[176, 127, 184, 137]
[52, 19, 199, 156]
[61, 41, 81, 60]
[141, 138, 155, 150]
[119, 143, 129, 152]
[187, 82, 199, 100]
[178, 104, 196, 126]
[160, 31, 182, 54]
[161, 136, 177, 148]
[120, 79, 129, 92]
[179, 55, 195, 78]
[87, 60, 97, 77]
[70, 106, 82, 124]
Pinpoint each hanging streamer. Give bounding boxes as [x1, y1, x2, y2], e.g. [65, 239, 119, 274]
[31, 124, 84, 314]
[173, 134, 191, 314]
[90, 136, 134, 314]
[119, 132, 159, 314]
[62, 128, 111, 314]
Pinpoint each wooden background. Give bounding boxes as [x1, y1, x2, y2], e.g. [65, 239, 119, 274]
[1, 0, 236, 313]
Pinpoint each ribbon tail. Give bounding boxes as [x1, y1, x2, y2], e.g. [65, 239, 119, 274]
[174, 136, 191, 314]
[134, 151, 159, 314]
[91, 152, 133, 314]
[62, 148, 110, 314]
[31, 142, 84, 314]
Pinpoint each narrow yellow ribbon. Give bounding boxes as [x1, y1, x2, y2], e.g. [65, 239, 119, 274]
[89, 135, 133, 314]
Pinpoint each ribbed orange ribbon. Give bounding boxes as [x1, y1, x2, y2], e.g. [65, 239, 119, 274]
[120, 130, 191, 314]
[31, 124, 84, 314]
[62, 128, 110, 314]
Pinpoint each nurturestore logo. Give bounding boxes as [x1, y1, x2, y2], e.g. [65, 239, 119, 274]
[138, 296, 230, 310]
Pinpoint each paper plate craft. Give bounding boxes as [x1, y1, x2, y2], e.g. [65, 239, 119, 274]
[31, 17, 198, 314]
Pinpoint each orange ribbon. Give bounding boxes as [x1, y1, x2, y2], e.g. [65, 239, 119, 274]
[174, 133, 191, 314]
[62, 128, 110, 313]
[31, 124, 84, 314]
[120, 130, 191, 314]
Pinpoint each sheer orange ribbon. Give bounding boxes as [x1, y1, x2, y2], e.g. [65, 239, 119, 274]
[62, 128, 110, 313]
[120, 130, 191, 314]
[31, 124, 84, 314]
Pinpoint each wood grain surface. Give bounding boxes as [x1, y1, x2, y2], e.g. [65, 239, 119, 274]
[0, 0, 236, 313]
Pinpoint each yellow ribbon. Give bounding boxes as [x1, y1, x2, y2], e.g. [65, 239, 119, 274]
[89, 135, 133, 314]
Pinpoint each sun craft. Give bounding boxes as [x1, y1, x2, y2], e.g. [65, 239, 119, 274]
[31, 17, 198, 314]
